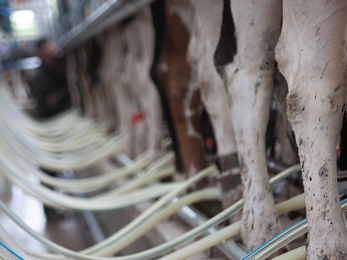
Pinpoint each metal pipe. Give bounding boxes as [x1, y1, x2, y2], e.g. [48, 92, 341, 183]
[57, 0, 120, 48]
[176, 204, 249, 260]
[62, 169, 105, 244]
[242, 199, 347, 260]
[337, 170, 347, 182]
[114, 153, 249, 260]
[81, 0, 155, 43]
[57, 0, 155, 50]
[267, 158, 290, 174]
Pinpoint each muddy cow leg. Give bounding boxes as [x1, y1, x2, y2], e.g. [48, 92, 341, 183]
[224, 0, 282, 250]
[276, 1, 347, 259]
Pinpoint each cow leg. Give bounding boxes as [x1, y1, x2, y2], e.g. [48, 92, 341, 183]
[158, 0, 207, 188]
[121, 9, 165, 161]
[224, 0, 282, 250]
[190, 0, 238, 166]
[97, 29, 120, 133]
[135, 7, 165, 162]
[116, 26, 138, 157]
[66, 51, 82, 110]
[98, 25, 134, 156]
[88, 38, 109, 129]
[276, 1, 347, 259]
[77, 44, 97, 118]
[151, 0, 184, 172]
[189, 0, 241, 220]
[122, 19, 148, 158]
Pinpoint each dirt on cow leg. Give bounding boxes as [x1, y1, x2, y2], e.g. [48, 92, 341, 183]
[219, 153, 243, 224]
[288, 87, 347, 260]
[225, 64, 281, 251]
[223, 0, 282, 251]
[276, 1, 347, 259]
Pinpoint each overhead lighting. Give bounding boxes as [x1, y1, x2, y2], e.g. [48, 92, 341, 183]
[10, 10, 36, 30]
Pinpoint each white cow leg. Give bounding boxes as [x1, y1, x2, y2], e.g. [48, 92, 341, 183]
[276, 1, 347, 259]
[102, 25, 133, 156]
[191, 0, 238, 163]
[97, 29, 120, 132]
[225, 0, 282, 250]
[226, 67, 281, 250]
[189, 0, 241, 220]
[123, 19, 148, 158]
[136, 7, 165, 162]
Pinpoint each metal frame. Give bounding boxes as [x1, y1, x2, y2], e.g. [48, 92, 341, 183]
[57, 0, 155, 50]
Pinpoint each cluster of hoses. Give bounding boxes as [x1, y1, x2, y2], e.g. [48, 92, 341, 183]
[0, 83, 336, 260]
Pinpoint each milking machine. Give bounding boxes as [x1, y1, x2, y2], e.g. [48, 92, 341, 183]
[2, 0, 346, 259]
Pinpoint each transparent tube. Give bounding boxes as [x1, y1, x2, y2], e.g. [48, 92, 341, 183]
[0, 166, 217, 259]
[0, 164, 298, 260]
[272, 246, 305, 260]
[242, 199, 347, 260]
[160, 193, 306, 260]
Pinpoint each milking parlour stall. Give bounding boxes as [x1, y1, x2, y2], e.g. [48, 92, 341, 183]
[0, 0, 346, 259]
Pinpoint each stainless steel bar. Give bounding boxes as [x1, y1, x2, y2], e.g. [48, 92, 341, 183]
[176, 204, 249, 260]
[57, 0, 155, 50]
[267, 158, 289, 174]
[81, 0, 155, 44]
[114, 153, 249, 260]
[242, 200, 347, 260]
[57, 0, 120, 49]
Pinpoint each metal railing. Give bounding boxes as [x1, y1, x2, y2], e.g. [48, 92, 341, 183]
[57, 0, 155, 50]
